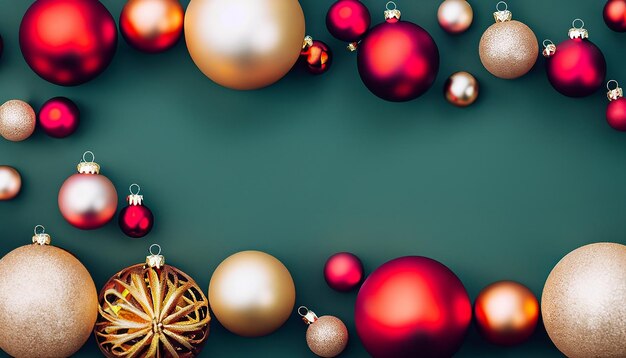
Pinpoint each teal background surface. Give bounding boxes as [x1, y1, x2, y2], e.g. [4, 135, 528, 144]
[1, 0, 625, 356]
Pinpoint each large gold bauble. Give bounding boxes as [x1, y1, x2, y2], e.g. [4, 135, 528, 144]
[479, 20, 538, 79]
[184, 0, 305, 90]
[209, 250, 296, 337]
[542, 242, 626, 358]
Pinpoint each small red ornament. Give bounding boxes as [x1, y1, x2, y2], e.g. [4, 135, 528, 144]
[120, 0, 184, 53]
[300, 36, 332, 75]
[604, 0, 626, 32]
[357, 2, 440, 102]
[19, 0, 117, 86]
[324, 252, 364, 291]
[38, 97, 80, 138]
[543, 19, 606, 98]
[606, 80, 626, 131]
[119, 184, 154, 238]
[355, 256, 472, 358]
[326, 0, 371, 47]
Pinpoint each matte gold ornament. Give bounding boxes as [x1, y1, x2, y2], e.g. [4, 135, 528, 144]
[184, 0, 306, 90]
[0, 165, 22, 200]
[478, 2, 538, 79]
[444, 71, 479, 107]
[542, 242, 626, 358]
[0, 226, 98, 358]
[0, 99, 36, 141]
[209, 250, 296, 337]
[95, 244, 210, 358]
[299, 307, 348, 358]
[438, 0, 473, 34]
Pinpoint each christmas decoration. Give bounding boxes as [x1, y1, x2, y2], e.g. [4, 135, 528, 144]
[438, 0, 473, 34]
[119, 183, 154, 238]
[444, 71, 479, 107]
[543, 19, 607, 97]
[58, 151, 118, 230]
[95, 244, 210, 357]
[606, 80, 626, 131]
[38, 97, 80, 138]
[0, 165, 21, 200]
[0, 226, 98, 357]
[474, 281, 539, 346]
[184, 0, 305, 90]
[120, 0, 184, 53]
[479, 2, 538, 79]
[0, 100, 36, 142]
[298, 307, 348, 358]
[355, 256, 471, 358]
[300, 36, 332, 75]
[357, 2, 440, 102]
[324, 252, 364, 291]
[326, 0, 371, 49]
[604, 0, 626, 32]
[542, 243, 626, 358]
[208, 250, 296, 337]
[19, 0, 117, 86]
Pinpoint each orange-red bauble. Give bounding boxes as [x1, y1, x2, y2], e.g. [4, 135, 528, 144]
[120, 0, 184, 53]
[19, 0, 117, 86]
[604, 0, 626, 32]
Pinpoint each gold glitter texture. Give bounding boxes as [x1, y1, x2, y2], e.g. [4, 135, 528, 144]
[479, 20, 538, 79]
[306, 316, 349, 358]
[0, 100, 36, 141]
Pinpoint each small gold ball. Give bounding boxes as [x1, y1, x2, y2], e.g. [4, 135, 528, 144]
[0, 166, 22, 200]
[479, 21, 538, 79]
[437, 0, 473, 34]
[306, 316, 348, 357]
[444, 71, 479, 107]
[0, 100, 36, 141]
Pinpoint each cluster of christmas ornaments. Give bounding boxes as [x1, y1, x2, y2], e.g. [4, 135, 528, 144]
[0, 97, 80, 141]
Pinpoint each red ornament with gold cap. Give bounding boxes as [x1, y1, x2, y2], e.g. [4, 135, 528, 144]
[119, 183, 154, 238]
[326, 0, 371, 50]
[606, 80, 626, 131]
[298, 306, 348, 358]
[300, 36, 333, 75]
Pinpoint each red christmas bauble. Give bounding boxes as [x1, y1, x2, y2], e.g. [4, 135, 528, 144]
[357, 18, 439, 102]
[19, 0, 117, 86]
[120, 0, 184, 53]
[38, 97, 80, 138]
[300, 38, 332, 75]
[355, 256, 471, 358]
[604, 0, 626, 32]
[545, 38, 606, 97]
[324, 252, 364, 291]
[119, 205, 154, 238]
[326, 0, 371, 42]
[607, 97, 626, 131]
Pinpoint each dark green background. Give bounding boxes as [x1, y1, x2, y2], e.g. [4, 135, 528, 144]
[1, 0, 625, 356]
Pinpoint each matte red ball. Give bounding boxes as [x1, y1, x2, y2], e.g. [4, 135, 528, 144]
[19, 0, 118, 86]
[119, 204, 154, 238]
[326, 0, 371, 42]
[545, 38, 606, 97]
[604, 0, 626, 32]
[357, 20, 440, 102]
[300, 40, 332, 75]
[324, 252, 364, 291]
[355, 256, 471, 358]
[38, 97, 80, 138]
[607, 97, 626, 131]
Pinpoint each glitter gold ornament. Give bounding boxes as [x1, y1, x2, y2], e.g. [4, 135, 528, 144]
[444, 71, 479, 107]
[542, 242, 626, 358]
[0, 165, 22, 200]
[0, 100, 36, 141]
[478, 2, 538, 79]
[95, 244, 211, 357]
[0, 226, 98, 358]
[299, 307, 348, 358]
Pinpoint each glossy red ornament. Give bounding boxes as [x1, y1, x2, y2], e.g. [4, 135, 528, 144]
[543, 20, 606, 98]
[355, 256, 471, 358]
[300, 36, 332, 75]
[606, 80, 626, 131]
[19, 0, 117, 86]
[120, 0, 184, 53]
[118, 184, 154, 238]
[604, 0, 626, 32]
[357, 3, 439, 102]
[38, 97, 80, 138]
[326, 0, 371, 43]
[324, 252, 364, 291]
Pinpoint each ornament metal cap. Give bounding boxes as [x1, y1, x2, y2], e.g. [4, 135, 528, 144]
[384, 1, 401, 22]
[302, 35, 313, 50]
[146, 244, 165, 269]
[298, 306, 319, 325]
[32, 225, 51, 246]
[347, 42, 359, 52]
[127, 183, 144, 206]
[542, 39, 556, 58]
[607, 80, 623, 101]
[76, 151, 100, 174]
[493, 2, 512, 22]
[568, 19, 588, 39]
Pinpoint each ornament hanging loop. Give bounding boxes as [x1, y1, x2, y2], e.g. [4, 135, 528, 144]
[128, 183, 144, 205]
[77, 150, 100, 174]
[568, 18, 588, 39]
[146, 244, 165, 268]
[542, 39, 556, 57]
[493, 1, 512, 22]
[384, 1, 401, 22]
[298, 306, 319, 325]
[32, 225, 51, 245]
[607, 80, 623, 101]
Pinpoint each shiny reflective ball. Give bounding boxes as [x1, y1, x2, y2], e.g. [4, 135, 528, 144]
[0, 166, 21, 201]
[120, 0, 184, 52]
[38, 97, 80, 138]
[326, 0, 371, 42]
[301, 40, 332, 75]
[604, 0, 626, 32]
[444, 71, 479, 107]
[607, 97, 626, 131]
[438, 0, 473, 34]
[119, 204, 154, 238]
[58, 173, 118, 230]
[0, 100, 36, 142]
[324, 252, 364, 291]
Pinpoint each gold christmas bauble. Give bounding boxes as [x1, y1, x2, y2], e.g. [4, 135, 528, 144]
[444, 71, 479, 107]
[0, 100, 36, 141]
[209, 250, 295, 337]
[184, 0, 305, 90]
[0, 228, 98, 358]
[306, 316, 348, 357]
[437, 0, 473, 34]
[542, 242, 626, 358]
[0, 165, 22, 200]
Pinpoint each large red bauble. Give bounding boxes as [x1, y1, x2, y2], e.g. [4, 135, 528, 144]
[604, 0, 626, 32]
[357, 20, 439, 102]
[545, 38, 606, 97]
[120, 0, 184, 53]
[324, 252, 364, 291]
[38, 97, 80, 138]
[326, 0, 371, 42]
[355, 256, 471, 358]
[19, 0, 117, 86]
[607, 97, 626, 131]
[119, 204, 154, 238]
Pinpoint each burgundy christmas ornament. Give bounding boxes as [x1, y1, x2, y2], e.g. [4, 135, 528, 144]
[300, 36, 332, 75]
[38, 97, 80, 138]
[543, 19, 606, 98]
[604, 0, 626, 32]
[606, 80, 626, 131]
[119, 184, 154, 238]
[357, 2, 440, 102]
[324, 252, 364, 291]
[326, 0, 371, 49]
